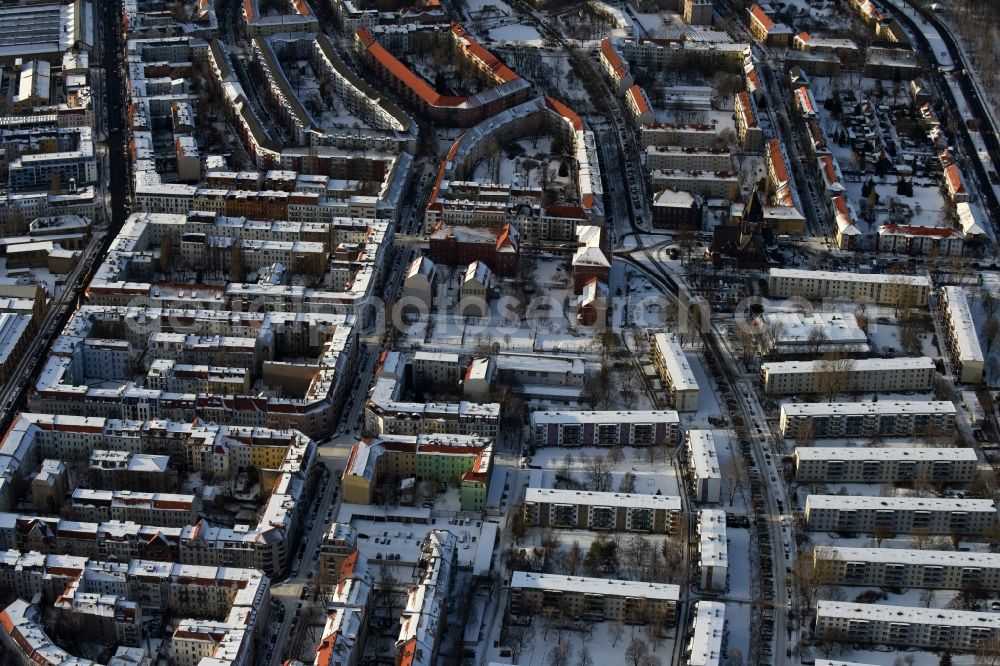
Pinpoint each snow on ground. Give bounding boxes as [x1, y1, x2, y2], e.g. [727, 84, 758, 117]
[527, 446, 682, 498]
[486, 618, 676, 666]
[488, 23, 543, 45]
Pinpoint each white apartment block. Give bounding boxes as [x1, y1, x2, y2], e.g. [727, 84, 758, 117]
[767, 268, 931, 306]
[644, 146, 734, 172]
[530, 410, 681, 447]
[940, 285, 984, 384]
[814, 600, 1000, 651]
[509, 572, 679, 624]
[686, 601, 726, 666]
[650, 333, 700, 412]
[779, 400, 957, 439]
[793, 446, 978, 484]
[761, 357, 936, 395]
[814, 545, 1000, 590]
[522, 488, 681, 534]
[697, 509, 727, 592]
[686, 430, 722, 504]
[804, 495, 997, 535]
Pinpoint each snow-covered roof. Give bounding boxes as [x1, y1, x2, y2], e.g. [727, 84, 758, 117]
[524, 487, 681, 511]
[511, 572, 680, 600]
[687, 430, 721, 480]
[769, 267, 931, 287]
[806, 495, 995, 512]
[816, 600, 1000, 627]
[529, 410, 680, 425]
[763, 356, 935, 375]
[652, 333, 699, 392]
[941, 285, 984, 366]
[688, 601, 726, 666]
[815, 545, 1000, 569]
[782, 400, 956, 418]
[795, 446, 977, 462]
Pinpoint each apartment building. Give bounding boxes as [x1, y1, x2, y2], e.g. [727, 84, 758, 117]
[761, 357, 936, 395]
[804, 495, 997, 535]
[599, 39, 633, 93]
[686, 601, 726, 666]
[697, 509, 727, 591]
[319, 522, 358, 585]
[341, 433, 492, 512]
[734, 90, 764, 151]
[530, 410, 681, 448]
[767, 268, 931, 306]
[509, 572, 679, 624]
[793, 446, 978, 484]
[685, 430, 722, 504]
[779, 401, 957, 439]
[814, 545, 1000, 590]
[940, 285, 984, 384]
[748, 4, 793, 46]
[650, 333, 700, 411]
[522, 488, 681, 534]
[814, 601, 1000, 651]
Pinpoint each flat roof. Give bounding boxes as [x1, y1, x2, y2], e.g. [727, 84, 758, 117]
[769, 267, 931, 287]
[652, 333, 699, 392]
[510, 572, 680, 600]
[942, 286, 985, 365]
[689, 601, 726, 666]
[687, 430, 721, 479]
[806, 494, 996, 512]
[794, 446, 978, 462]
[816, 600, 1000, 627]
[781, 400, 957, 418]
[815, 545, 1000, 569]
[699, 509, 727, 567]
[763, 356, 935, 375]
[760, 311, 867, 345]
[524, 487, 681, 511]
[530, 410, 679, 425]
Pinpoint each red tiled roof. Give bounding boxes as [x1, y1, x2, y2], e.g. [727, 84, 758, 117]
[767, 138, 788, 184]
[944, 163, 965, 193]
[881, 224, 960, 238]
[545, 97, 582, 131]
[750, 4, 774, 31]
[600, 39, 627, 77]
[627, 84, 649, 115]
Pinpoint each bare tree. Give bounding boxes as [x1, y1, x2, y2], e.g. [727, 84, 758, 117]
[581, 454, 613, 492]
[548, 642, 572, 666]
[816, 354, 855, 400]
[504, 622, 535, 663]
[625, 638, 650, 666]
[984, 315, 1000, 356]
[609, 620, 625, 647]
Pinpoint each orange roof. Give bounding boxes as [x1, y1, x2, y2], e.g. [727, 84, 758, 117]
[244, 0, 254, 21]
[545, 97, 582, 131]
[450, 23, 518, 82]
[546, 205, 589, 220]
[944, 163, 964, 193]
[293, 0, 310, 15]
[627, 84, 650, 115]
[795, 87, 815, 115]
[821, 155, 839, 185]
[767, 139, 788, 184]
[399, 638, 418, 666]
[315, 631, 337, 666]
[881, 224, 960, 238]
[736, 91, 756, 128]
[750, 4, 774, 31]
[832, 195, 850, 217]
[797, 31, 810, 42]
[600, 39, 627, 77]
